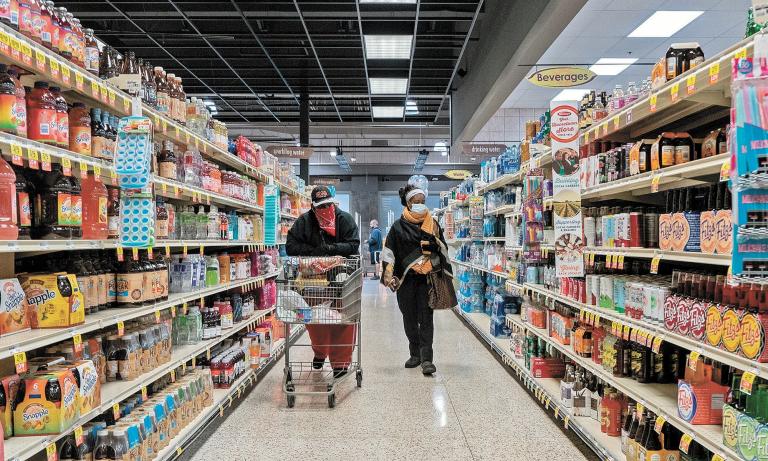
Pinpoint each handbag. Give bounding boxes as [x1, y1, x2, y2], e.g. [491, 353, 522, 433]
[427, 269, 457, 310]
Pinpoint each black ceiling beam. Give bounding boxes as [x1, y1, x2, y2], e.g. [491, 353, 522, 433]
[165, 0, 281, 122]
[354, 0, 373, 122]
[73, 11, 476, 19]
[403, 0, 420, 122]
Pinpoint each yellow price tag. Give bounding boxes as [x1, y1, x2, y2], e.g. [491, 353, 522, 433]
[40, 151, 51, 171]
[712, 454, 726, 461]
[720, 160, 731, 182]
[93, 164, 102, 180]
[650, 174, 661, 193]
[79, 160, 88, 179]
[113, 402, 120, 420]
[206, 348, 211, 360]
[13, 350, 27, 373]
[649, 93, 658, 112]
[652, 336, 663, 353]
[35, 48, 46, 69]
[27, 148, 39, 169]
[612, 115, 619, 130]
[564, 416, 570, 430]
[623, 325, 631, 340]
[688, 350, 701, 371]
[670, 82, 680, 103]
[165, 245, 171, 257]
[61, 65, 71, 84]
[650, 255, 661, 274]
[679, 433, 694, 454]
[183, 244, 188, 256]
[117, 320, 124, 336]
[741, 370, 757, 395]
[74, 424, 84, 446]
[170, 369, 176, 382]
[141, 386, 148, 400]
[10, 143, 22, 166]
[182, 362, 187, 373]
[170, 305, 176, 318]
[709, 62, 720, 84]
[155, 309, 161, 323]
[176, 447, 183, 457]
[91, 80, 99, 97]
[192, 356, 196, 367]
[686, 74, 696, 95]
[175, 126, 180, 138]
[636, 402, 645, 415]
[200, 245, 205, 255]
[734, 47, 748, 60]
[161, 182, 167, 194]
[219, 405, 224, 417]
[654, 415, 666, 434]
[46, 442, 56, 461]
[162, 119, 168, 134]
[131, 247, 139, 261]
[108, 89, 116, 107]
[554, 407, 560, 419]
[174, 185, 180, 197]
[72, 333, 82, 353]
[123, 97, 130, 113]
[617, 254, 625, 270]
[9, 36, 19, 52]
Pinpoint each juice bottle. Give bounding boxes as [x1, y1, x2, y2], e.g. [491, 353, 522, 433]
[69, 174, 82, 237]
[26, 81, 57, 145]
[166, 73, 178, 121]
[50, 86, 68, 148]
[8, 68, 27, 138]
[57, 7, 73, 62]
[17, 0, 34, 40]
[38, 0, 52, 49]
[48, 2, 59, 53]
[34, 164, 70, 238]
[157, 141, 176, 179]
[0, 155, 18, 240]
[13, 165, 33, 239]
[68, 102, 91, 156]
[155, 197, 168, 239]
[81, 173, 108, 240]
[90, 108, 105, 158]
[8, 0, 18, 30]
[154, 67, 169, 115]
[83, 28, 99, 75]
[0, 65, 17, 134]
[106, 186, 119, 239]
[0, 0, 13, 26]
[29, 0, 40, 43]
[71, 17, 84, 68]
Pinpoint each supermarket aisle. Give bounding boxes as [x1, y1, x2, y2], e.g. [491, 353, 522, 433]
[188, 280, 594, 461]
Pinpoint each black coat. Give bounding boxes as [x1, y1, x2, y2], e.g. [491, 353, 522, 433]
[286, 208, 360, 257]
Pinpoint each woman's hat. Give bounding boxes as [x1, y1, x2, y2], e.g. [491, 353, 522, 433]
[311, 185, 336, 207]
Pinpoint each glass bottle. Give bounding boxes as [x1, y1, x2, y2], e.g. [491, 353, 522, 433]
[107, 186, 119, 239]
[83, 28, 99, 75]
[155, 67, 170, 115]
[157, 140, 177, 180]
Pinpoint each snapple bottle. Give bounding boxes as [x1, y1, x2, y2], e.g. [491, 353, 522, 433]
[68, 102, 92, 156]
[8, 68, 26, 138]
[0, 65, 17, 134]
[50, 86, 68, 148]
[34, 164, 70, 238]
[81, 173, 108, 240]
[26, 81, 57, 145]
[0, 154, 18, 240]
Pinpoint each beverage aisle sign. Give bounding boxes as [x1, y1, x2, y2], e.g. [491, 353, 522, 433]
[550, 101, 584, 277]
[527, 67, 597, 88]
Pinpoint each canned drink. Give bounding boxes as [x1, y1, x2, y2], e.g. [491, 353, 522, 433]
[644, 212, 659, 248]
[629, 212, 643, 247]
[584, 217, 596, 248]
[599, 276, 614, 310]
[613, 277, 626, 314]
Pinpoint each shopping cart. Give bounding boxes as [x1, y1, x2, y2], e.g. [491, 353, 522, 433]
[276, 256, 363, 408]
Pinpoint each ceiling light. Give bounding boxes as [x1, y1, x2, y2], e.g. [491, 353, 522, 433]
[434, 141, 448, 156]
[628, 11, 703, 38]
[361, 0, 416, 3]
[405, 100, 419, 114]
[350, 156, 357, 162]
[364, 35, 413, 59]
[589, 58, 638, 76]
[203, 101, 216, 106]
[330, 149, 338, 157]
[369, 77, 408, 95]
[470, 157, 476, 161]
[553, 89, 592, 101]
[372, 106, 404, 118]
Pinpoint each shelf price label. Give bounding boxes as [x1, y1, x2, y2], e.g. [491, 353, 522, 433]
[170, 305, 176, 318]
[20, 42, 31, 66]
[563, 416, 570, 430]
[709, 61, 720, 85]
[13, 350, 27, 374]
[650, 174, 661, 193]
[123, 97, 130, 113]
[74, 424, 84, 446]
[27, 148, 39, 169]
[35, 48, 46, 70]
[108, 89, 116, 107]
[91, 80, 99, 98]
[720, 159, 731, 182]
[9, 36, 20, 60]
[117, 320, 125, 336]
[165, 245, 171, 257]
[72, 333, 83, 355]
[622, 325, 631, 340]
[141, 386, 148, 400]
[711, 454, 726, 461]
[734, 47, 748, 60]
[686, 74, 696, 95]
[170, 369, 176, 382]
[182, 244, 188, 257]
[617, 254, 625, 270]
[688, 350, 701, 371]
[116, 245, 124, 262]
[601, 123, 608, 137]
[61, 65, 71, 85]
[741, 370, 757, 395]
[131, 247, 139, 261]
[79, 160, 88, 179]
[49, 59, 59, 79]
[46, 441, 57, 461]
[654, 415, 666, 434]
[670, 82, 680, 103]
[113, 402, 120, 420]
[636, 402, 645, 415]
[0, 32, 9, 55]
[154, 309, 161, 324]
[612, 115, 620, 131]
[679, 433, 694, 454]
[10, 144, 22, 166]
[650, 255, 661, 274]
[41, 151, 51, 171]
[649, 93, 658, 112]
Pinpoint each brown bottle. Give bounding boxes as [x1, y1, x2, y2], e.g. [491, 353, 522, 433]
[155, 67, 170, 116]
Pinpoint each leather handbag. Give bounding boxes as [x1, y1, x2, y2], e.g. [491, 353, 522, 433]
[427, 269, 457, 310]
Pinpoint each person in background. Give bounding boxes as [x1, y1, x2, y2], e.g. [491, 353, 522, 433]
[286, 185, 360, 377]
[367, 219, 383, 280]
[381, 184, 452, 375]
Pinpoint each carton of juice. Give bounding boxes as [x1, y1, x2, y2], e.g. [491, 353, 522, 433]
[0, 278, 30, 337]
[12, 370, 79, 435]
[19, 273, 85, 328]
[0, 375, 20, 438]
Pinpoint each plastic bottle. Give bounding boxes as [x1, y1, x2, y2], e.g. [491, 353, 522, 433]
[13, 165, 32, 239]
[207, 205, 219, 240]
[8, 68, 26, 138]
[50, 86, 68, 148]
[83, 28, 99, 76]
[0, 155, 18, 240]
[92, 429, 113, 460]
[155, 197, 168, 239]
[196, 205, 207, 240]
[0, 65, 17, 134]
[157, 141, 177, 180]
[205, 256, 219, 287]
[26, 81, 56, 144]
[611, 85, 625, 113]
[18, 0, 34, 40]
[155, 67, 169, 115]
[81, 174, 108, 240]
[68, 102, 91, 156]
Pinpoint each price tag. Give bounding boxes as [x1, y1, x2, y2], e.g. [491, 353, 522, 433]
[636, 402, 645, 415]
[709, 61, 720, 85]
[554, 407, 560, 419]
[192, 356, 196, 367]
[176, 447, 183, 457]
[654, 415, 666, 434]
[182, 244, 188, 257]
[174, 185, 180, 197]
[182, 302, 188, 315]
[162, 119, 168, 134]
[648, 335, 661, 354]
[113, 402, 120, 421]
[182, 362, 187, 373]
[14, 350, 27, 373]
[185, 133, 190, 145]
[117, 320, 125, 336]
[200, 245, 205, 255]
[650, 255, 661, 274]
[649, 93, 658, 112]
[74, 424, 84, 446]
[593, 313, 601, 325]
[170, 305, 176, 318]
[100, 85, 108, 103]
[131, 247, 139, 261]
[175, 126, 180, 138]
[601, 123, 608, 136]
[9, 36, 19, 61]
[154, 309, 161, 324]
[91, 80, 99, 98]
[583, 132, 589, 144]
[10, 144, 22, 166]
[670, 82, 680, 103]
[92, 164, 102, 181]
[741, 370, 757, 395]
[72, 333, 82, 354]
[35, 48, 46, 71]
[626, 109, 632, 124]
[46, 442, 57, 461]
[49, 58, 60, 79]
[219, 405, 224, 417]
[734, 47, 748, 60]
[637, 330, 646, 345]
[108, 89, 116, 107]
[195, 138, 199, 149]
[617, 254, 625, 270]
[623, 325, 631, 340]
[589, 252, 595, 266]
[720, 160, 731, 182]
[0, 32, 9, 55]
[20, 42, 31, 66]
[110, 169, 117, 185]
[123, 97, 130, 113]
[580, 310, 586, 322]
[61, 65, 71, 85]
[651, 174, 661, 193]
[686, 74, 696, 95]
[206, 348, 211, 360]
[563, 416, 570, 430]
[26, 148, 39, 169]
[165, 245, 171, 257]
[679, 433, 694, 454]
[41, 151, 51, 171]
[630, 328, 638, 343]
[170, 369, 176, 382]
[79, 160, 88, 179]
[612, 115, 620, 131]
[711, 454, 726, 461]
[688, 350, 701, 371]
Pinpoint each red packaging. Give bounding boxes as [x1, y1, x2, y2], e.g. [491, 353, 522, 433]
[677, 379, 729, 425]
[548, 310, 572, 346]
[526, 305, 547, 329]
[530, 357, 565, 378]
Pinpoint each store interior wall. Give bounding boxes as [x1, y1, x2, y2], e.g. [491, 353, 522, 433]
[473, 107, 550, 143]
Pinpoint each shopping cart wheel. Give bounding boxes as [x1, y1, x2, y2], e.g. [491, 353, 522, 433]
[328, 393, 336, 408]
[356, 370, 363, 388]
[287, 394, 296, 408]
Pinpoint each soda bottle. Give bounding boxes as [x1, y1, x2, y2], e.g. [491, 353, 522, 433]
[81, 173, 108, 240]
[106, 186, 119, 239]
[8, 68, 27, 138]
[13, 165, 32, 239]
[0, 64, 17, 134]
[26, 81, 57, 145]
[68, 102, 92, 156]
[0, 154, 18, 240]
[50, 86, 68, 148]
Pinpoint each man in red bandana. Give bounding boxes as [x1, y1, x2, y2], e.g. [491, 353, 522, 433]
[286, 186, 360, 377]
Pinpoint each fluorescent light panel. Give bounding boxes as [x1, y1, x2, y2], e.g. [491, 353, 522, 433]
[361, 0, 416, 3]
[553, 89, 591, 101]
[369, 77, 408, 95]
[589, 58, 638, 76]
[405, 100, 419, 114]
[372, 106, 404, 118]
[628, 11, 703, 38]
[364, 35, 413, 59]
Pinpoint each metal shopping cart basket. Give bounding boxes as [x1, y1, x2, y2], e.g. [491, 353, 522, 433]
[276, 256, 363, 408]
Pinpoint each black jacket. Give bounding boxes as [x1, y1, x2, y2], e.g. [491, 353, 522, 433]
[380, 216, 453, 284]
[286, 208, 360, 257]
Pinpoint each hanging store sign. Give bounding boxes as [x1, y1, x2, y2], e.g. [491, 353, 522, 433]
[551, 100, 584, 277]
[527, 67, 596, 88]
[444, 170, 473, 180]
[267, 145, 315, 159]
[461, 143, 507, 157]
[312, 178, 341, 186]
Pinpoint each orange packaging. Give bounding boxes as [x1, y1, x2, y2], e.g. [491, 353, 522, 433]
[51, 360, 101, 415]
[650, 136, 662, 171]
[548, 310, 572, 345]
[651, 57, 667, 88]
[0, 278, 30, 336]
[526, 306, 546, 329]
[68, 103, 91, 156]
[19, 273, 85, 328]
[677, 379, 729, 425]
[13, 370, 80, 435]
[704, 302, 724, 348]
[1, 375, 20, 438]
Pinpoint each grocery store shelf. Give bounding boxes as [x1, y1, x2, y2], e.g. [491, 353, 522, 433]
[485, 204, 517, 216]
[0, 239, 272, 255]
[451, 259, 510, 279]
[582, 36, 751, 142]
[505, 313, 735, 461]
[582, 153, 729, 201]
[0, 271, 279, 361]
[4, 305, 279, 461]
[454, 308, 622, 461]
[447, 236, 507, 245]
[153, 176, 263, 213]
[583, 247, 731, 266]
[475, 148, 552, 194]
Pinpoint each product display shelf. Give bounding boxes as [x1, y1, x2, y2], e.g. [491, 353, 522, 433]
[475, 147, 553, 195]
[485, 204, 517, 216]
[4, 305, 278, 461]
[0, 239, 274, 256]
[451, 258, 510, 279]
[582, 247, 731, 266]
[581, 36, 752, 143]
[505, 313, 735, 461]
[155, 325, 303, 461]
[153, 175, 264, 214]
[0, 271, 279, 361]
[453, 308, 623, 461]
[581, 153, 730, 201]
[524, 282, 768, 380]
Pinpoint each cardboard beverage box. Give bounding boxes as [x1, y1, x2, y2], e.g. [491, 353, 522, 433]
[51, 360, 101, 416]
[0, 278, 30, 337]
[0, 375, 19, 438]
[699, 210, 732, 254]
[721, 403, 740, 452]
[677, 379, 729, 425]
[738, 311, 768, 363]
[547, 310, 572, 345]
[530, 357, 565, 378]
[12, 369, 79, 436]
[19, 273, 84, 328]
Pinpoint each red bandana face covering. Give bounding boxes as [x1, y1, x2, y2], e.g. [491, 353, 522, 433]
[314, 204, 336, 237]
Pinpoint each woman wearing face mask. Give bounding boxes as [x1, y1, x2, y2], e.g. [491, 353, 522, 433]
[286, 185, 360, 377]
[381, 184, 453, 375]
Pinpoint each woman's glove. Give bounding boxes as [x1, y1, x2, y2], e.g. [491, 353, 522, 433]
[421, 240, 439, 253]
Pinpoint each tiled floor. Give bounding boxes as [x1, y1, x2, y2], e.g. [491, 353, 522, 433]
[188, 280, 596, 461]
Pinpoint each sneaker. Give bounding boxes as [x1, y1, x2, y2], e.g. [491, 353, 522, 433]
[404, 356, 421, 368]
[312, 357, 324, 370]
[370, 275, 380, 280]
[333, 367, 348, 379]
[421, 361, 436, 375]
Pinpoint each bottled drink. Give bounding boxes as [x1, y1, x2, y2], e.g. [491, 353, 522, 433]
[69, 102, 91, 156]
[50, 86, 68, 148]
[33, 164, 70, 238]
[621, 405, 636, 454]
[71, 17, 84, 67]
[115, 51, 141, 97]
[92, 429, 112, 460]
[0, 154, 18, 240]
[8, 67, 26, 138]
[167, 73, 178, 121]
[157, 141, 177, 179]
[99, 46, 118, 80]
[26, 81, 57, 145]
[612, 85, 625, 113]
[83, 28, 99, 75]
[155, 67, 170, 115]
[49, 2, 60, 53]
[155, 197, 168, 239]
[81, 174, 108, 240]
[0, 64, 18, 134]
[13, 165, 33, 239]
[18, 0, 35, 40]
[101, 111, 113, 159]
[58, 8, 74, 61]
[69, 174, 81, 237]
[207, 205, 219, 240]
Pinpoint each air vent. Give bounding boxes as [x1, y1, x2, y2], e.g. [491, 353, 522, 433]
[370, 140, 388, 147]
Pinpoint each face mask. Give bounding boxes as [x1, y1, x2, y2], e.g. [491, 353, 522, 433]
[410, 203, 428, 214]
[314, 205, 337, 237]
